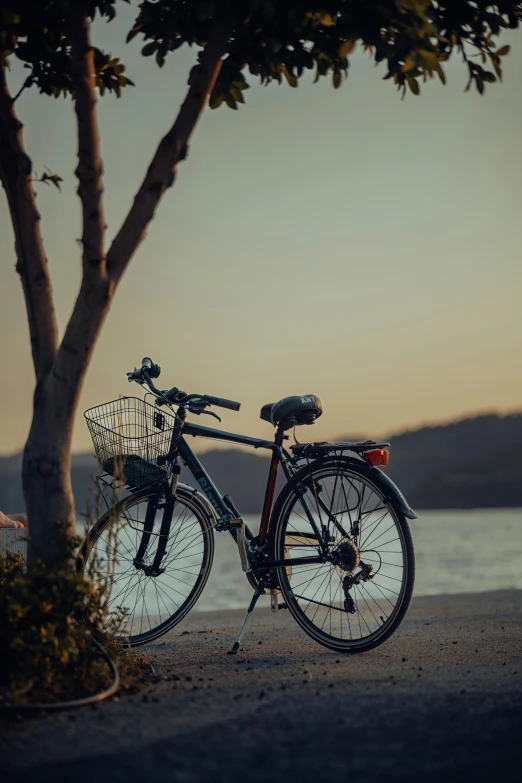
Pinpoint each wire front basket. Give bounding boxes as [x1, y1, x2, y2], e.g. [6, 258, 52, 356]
[84, 397, 177, 486]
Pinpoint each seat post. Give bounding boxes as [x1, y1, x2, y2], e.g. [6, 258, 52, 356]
[258, 425, 285, 545]
[274, 423, 286, 448]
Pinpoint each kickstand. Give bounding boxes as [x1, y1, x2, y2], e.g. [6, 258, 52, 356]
[227, 579, 265, 655]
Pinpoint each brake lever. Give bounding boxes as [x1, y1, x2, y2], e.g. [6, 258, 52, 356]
[202, 409, 222, 423]
[189, 404, 221, 423]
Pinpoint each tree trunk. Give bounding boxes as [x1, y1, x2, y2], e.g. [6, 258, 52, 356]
[22, 378, 76, 568]
[23, 274, 115, 568]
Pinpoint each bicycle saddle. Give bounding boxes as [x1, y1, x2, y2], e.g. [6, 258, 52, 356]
[260, 394, 323, 429]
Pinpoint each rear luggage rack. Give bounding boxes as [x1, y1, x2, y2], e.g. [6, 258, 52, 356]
[290, 440, 390, 459]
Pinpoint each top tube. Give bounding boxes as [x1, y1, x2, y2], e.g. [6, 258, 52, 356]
[183, 421, 274, 451]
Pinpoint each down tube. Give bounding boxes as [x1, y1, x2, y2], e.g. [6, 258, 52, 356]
[177, 438, 231, 520]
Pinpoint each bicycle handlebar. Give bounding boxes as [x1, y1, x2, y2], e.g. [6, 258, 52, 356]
[128, 358, 241, 412]
[205, 395, 241, 412]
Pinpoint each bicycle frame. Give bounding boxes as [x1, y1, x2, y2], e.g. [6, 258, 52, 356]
[170, 417, 328, 572]
[125, 395, 415, 578]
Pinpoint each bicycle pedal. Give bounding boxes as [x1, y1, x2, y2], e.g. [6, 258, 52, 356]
[270, 592, 279, 613]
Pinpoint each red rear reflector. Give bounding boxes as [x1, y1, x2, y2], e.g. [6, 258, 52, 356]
[364, 449, 389, 467]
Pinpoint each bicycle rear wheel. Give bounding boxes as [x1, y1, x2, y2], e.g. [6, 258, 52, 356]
[271, 457, 415, 653]
[76, 485, 214, 646]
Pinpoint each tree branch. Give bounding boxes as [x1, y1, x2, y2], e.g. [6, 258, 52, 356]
[0, 65, 59, 381]
[12, 70, 34, 103]
[68, 5, 106, 279]
[48, 7, 111, 418]
[106, 21, 231, 282]
[51, 22, 230, 413]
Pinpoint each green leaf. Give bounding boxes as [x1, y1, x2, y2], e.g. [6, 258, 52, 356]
[434, 63, 446, 85]
[209, 92, 224, 109]
[496, 45, 511, 57]
[318, 13, 335, 27]
[281, 65, 297, 87]
[126, 26, 141, 43]
[492, 58, 502, 78]
[228, 85, 245, 103]
[338, 40, 354, 59]
[407, 76, 420, 95]
[332, 70, 341, 89]
[141, 42, 157, 57]
[401, 55, 415, 73]
[419, 50, 439, 70]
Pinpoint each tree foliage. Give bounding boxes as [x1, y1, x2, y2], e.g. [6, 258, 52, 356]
[1, 1, 521, 106]
[131, 1, 522, 104]
[0, 1, 134, 98]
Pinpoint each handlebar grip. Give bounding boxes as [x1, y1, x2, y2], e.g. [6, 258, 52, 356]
[206, 395, 241, 412]
[141, 358, 161, 379]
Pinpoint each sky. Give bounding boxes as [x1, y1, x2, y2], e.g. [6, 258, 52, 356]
[1, 3, 521, 455]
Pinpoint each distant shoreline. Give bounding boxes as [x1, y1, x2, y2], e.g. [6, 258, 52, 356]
[2, 410, 522, 513]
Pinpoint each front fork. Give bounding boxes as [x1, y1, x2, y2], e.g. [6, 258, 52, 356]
[133, 462, 181, 577]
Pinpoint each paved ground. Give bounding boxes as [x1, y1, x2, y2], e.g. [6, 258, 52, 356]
[2, 589, 522, 782]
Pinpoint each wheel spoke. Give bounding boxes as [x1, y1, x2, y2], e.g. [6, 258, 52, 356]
[79, 490, 213, 645]
[275, 461, 412, 650]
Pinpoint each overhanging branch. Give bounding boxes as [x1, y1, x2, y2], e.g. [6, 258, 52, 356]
[106, 22, 231, 283]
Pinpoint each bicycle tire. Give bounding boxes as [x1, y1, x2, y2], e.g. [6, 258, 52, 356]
[76, 484, 214, 647]
[270, 456, 415, 653]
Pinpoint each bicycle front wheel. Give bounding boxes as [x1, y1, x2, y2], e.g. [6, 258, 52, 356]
[77, 485, 214, 646]
[271, 457, 415, 653]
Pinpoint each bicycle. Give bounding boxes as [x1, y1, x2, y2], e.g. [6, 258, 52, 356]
[78, 357, 417, 655]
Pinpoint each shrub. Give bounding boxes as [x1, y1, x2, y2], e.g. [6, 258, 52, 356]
[0, 543, 150, 706]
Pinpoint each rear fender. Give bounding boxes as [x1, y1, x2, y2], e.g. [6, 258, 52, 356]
[285, 456, 417, 521]
[367, 466, 418, 519]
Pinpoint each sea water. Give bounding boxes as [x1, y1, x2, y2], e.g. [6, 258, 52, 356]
[4, 508, 521, 616]
[196, 508, 522, 612]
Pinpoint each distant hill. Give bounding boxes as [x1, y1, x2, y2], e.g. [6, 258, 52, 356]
[377, 412, 522, 509]
[1, 412, 522, 515]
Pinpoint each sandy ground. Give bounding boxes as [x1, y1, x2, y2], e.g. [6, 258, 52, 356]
[2, 589, 522, 782]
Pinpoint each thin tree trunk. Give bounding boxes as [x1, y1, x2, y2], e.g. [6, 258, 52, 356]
[0, 67, 59, 381]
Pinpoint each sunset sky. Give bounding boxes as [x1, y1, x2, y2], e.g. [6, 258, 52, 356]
[1, 3, 521, 455]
